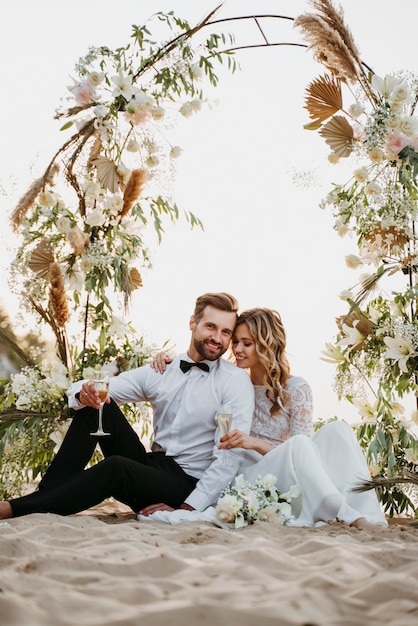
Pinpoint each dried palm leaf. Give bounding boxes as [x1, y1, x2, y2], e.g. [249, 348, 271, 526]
[336, 310, 374, 338]
[87, 134, 102, 169]
[352, 471, 418, 493]
[319, 115, 353, 157]
[304, 74, 342, 125]
[128, 267, 143, 291]
[28, 240, 55, 279]
[91, 156, 119, 193]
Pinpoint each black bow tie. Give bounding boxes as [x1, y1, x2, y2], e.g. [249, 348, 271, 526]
[180, 360, 210, 373]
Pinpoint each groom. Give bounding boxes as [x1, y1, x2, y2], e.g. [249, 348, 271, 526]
[0, 292, 254, 519]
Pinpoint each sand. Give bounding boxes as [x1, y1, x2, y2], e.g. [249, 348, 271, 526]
[0, 500, 417, 626]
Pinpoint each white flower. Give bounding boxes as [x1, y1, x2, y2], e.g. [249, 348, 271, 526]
[261, 473, 278, 488]
[80, 257, 93, 274]
[86, 209, 106, 227]
[276, 501, 292, 519]
[411, 411, 418, 426]
[345, 254, 362, 269]
[399, 115, 418, 135]
[338, 321, 364, 349]
[109, 315, 131, 339]
[111, 70, 135, 100]
[88, 71, 104, 86]
[352, 398, 378, 422]
[348, 102, 364, 118]
[281, 484, 300, 501]
[82, 367, 96, 379]
[390, 402, 405, 416]
[215, 494, 241, 523]
[320, 342, 346, 364]
[179, 102, 193, 118]
[368, 147, 385, 163]
[390, 83, 413, 107]
[56, 216, 72, 234]
[353, 167, 369, 183]
[38, 190, 56, 208]
[371, 74, 401, 98]
[105, 194, 124, 216]
[83, 180, 102, 197]
[365, 181, 382, 196]
[384, 333, 416, 373]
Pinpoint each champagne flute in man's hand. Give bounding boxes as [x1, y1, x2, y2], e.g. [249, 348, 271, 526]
[90, 371, 110, 436]
[217, 405, 233, 463]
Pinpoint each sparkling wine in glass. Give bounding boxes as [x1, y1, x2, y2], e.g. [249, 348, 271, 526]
[90, 371, 110, 436]
[217, 404, 232, 463]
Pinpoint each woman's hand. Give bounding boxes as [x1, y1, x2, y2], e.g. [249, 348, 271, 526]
[219, 429, 257, 450]
[149, 352, 173, 374]
[219, 429, 275, 455]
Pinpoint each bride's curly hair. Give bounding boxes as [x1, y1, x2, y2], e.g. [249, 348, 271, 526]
[235, 308, 291, 416]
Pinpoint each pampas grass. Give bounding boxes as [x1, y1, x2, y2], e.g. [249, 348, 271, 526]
[48, 263, 69, 328]
[120, 168, 147, 218]
[10, 163, 60, 231]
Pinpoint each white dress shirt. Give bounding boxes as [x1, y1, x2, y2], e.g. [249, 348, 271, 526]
[67, 355, 255, 510]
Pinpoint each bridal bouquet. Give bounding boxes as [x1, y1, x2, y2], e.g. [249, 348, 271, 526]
[215, 473, 300, 529]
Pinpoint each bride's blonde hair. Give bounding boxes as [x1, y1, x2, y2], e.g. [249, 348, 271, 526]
[235, 308, 290, 415]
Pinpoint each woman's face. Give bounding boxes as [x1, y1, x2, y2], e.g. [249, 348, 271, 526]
[231, 323, 259, 369]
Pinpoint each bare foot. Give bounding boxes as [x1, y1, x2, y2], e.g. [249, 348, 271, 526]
[350, 517, 385, 531]
[0, 502, 13, 519]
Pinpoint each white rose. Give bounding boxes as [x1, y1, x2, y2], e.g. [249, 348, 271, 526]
[390, 84, 413, 106]
[179, 102, 193, 118]
[88, 71, 104, 86]
[257, 505, 279, 523]
[190, 63, 203, 79]
[94, 104, 108, 119]
[170, 146, 183, 159]
[86, 209, 106, 227]
[353, 167, 369, 183]
[368, 147, 385, 163]
[328, 152, 340, 164]
[151, 106, 165, 120]
[399, 115, 418, 136]
[56, 216, 72, 234]
[215, 495, 241, 523]
[261, 473, 278, 488]
[38, 190, 56, 207]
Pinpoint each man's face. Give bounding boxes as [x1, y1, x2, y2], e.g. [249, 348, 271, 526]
[188, 305, 236, 362]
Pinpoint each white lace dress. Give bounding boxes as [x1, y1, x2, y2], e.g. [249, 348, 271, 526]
[239, 377, 387, 527]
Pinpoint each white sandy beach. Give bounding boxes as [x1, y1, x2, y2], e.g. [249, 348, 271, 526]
[0, 500, 417, 626]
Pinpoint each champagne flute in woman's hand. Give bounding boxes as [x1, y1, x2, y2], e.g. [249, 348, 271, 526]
[90, 371, 110, 436]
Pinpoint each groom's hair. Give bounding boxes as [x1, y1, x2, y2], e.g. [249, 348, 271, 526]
[193, 292, 239, 323]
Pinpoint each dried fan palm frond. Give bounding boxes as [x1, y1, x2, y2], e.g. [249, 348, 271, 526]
[87, 134, 102, 169]
[336, 309, 374, 338]
[304, 74, 342, 125]
[28, 240, 55, 279]
[128, 267, 143, 291]
[120, 168, 147, 218]
[319, 115, 353, 157]
[91, 156, 119, 193]
[352, 471, 418, 493]
[48, 262, 69, 328]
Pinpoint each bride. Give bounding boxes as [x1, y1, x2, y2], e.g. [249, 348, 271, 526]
[219, 307, 387, 529]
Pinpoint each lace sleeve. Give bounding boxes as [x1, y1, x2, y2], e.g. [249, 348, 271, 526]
[287, 378, 314, 438]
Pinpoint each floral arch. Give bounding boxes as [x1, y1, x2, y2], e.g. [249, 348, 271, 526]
[0, 1, 417, 516]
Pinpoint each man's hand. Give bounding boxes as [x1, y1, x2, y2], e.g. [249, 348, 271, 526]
[139, 503, 175, 516]
[78, 381, 111, 409]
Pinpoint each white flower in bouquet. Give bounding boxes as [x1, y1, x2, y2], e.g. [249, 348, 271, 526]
[216, 474, 298, 529]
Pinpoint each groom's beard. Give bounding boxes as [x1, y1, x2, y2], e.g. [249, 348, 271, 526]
[193, 338, 226, 361]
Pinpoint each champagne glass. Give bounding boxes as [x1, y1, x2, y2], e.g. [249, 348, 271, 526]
[217, 405, 232, 462]
[90, 371, 110, 436]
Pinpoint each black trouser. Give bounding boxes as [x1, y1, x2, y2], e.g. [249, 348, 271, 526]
[9, 401, 197, 517]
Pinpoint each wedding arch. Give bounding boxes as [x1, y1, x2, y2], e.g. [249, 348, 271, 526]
[0, 1, 417, 516]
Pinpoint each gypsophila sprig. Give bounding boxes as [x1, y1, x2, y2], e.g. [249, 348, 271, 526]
[215, 474, 300, 529]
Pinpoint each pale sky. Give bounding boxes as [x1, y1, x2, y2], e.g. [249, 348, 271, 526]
[1, 0, 417, 422]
